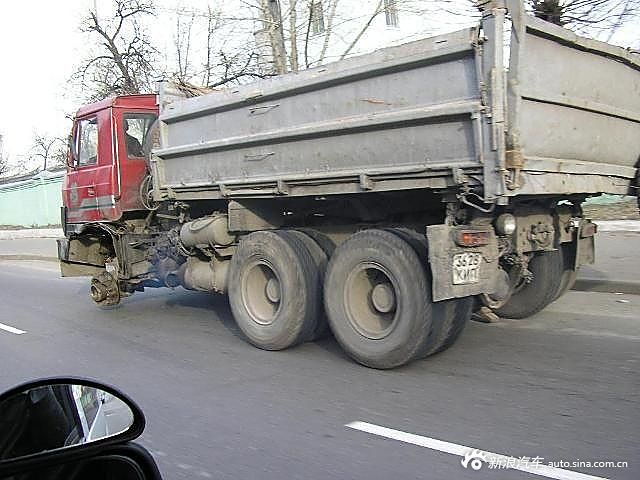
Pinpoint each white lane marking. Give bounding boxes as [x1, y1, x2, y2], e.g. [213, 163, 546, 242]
[0, 322, 26, 335]
[346, 421, 609, 480]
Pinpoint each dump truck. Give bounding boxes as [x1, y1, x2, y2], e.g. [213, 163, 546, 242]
[57, 0, 640, 368]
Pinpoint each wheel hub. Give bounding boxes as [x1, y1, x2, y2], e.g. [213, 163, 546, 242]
[90, 283, 108, 303]
[265, 277, 281, 303]
[242, 261, 282, 325]
[90, 272, 121, 307]
[344, 263, 398, 340]
[371, 283, 396, 313]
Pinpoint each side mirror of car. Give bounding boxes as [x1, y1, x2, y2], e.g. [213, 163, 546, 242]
[0, 377, 161, 480]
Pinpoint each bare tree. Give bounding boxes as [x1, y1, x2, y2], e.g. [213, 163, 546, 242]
[340, 0, 384, 60]
[254, 0, 464, 71]
[318, 0, 340, 64]
[0, 156, 8, 178]
[30, 134, 67, 172]
[166, 5, 276, 89]
[259, 0, 289, 73]
[530, 0, 640, 33]
[174, 7, 196, 83]
[76, 0, 157, 101]
[0, 159, 8, 177]
[203, 5, 223, 86]
[163, 1, 475, 83]
[0, 135, 7, 177]
[74, 0, 636, 104]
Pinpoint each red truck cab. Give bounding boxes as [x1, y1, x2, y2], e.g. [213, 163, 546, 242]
[62, 95, 158, 227]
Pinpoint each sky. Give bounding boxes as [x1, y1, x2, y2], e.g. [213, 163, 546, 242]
[0, 0, 223, 171]
[0, 1, 638, 172]
[0, 1, 91, 170]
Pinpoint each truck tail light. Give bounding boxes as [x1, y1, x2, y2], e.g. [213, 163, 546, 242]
[455, 230, 490, 247]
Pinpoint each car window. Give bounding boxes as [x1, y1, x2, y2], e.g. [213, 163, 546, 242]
[123, 113, 157, 159]
[77, 117, 98, 167]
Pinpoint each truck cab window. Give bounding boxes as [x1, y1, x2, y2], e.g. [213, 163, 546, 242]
[77, 117, 98, 167]
[123, 113, 157, 159]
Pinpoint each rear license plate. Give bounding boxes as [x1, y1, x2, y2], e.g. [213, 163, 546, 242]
[452, 252, 481, 285]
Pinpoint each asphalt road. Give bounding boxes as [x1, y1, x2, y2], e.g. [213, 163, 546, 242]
[0, 260, 638, 480]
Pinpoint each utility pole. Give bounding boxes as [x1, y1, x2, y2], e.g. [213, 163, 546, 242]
[262, 0, 288, 74]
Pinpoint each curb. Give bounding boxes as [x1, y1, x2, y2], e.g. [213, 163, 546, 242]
[0, 255, 59, 262]
[0, 229, 63, 240]
[595, 220, 640, 233]
[573, 278, 640, 296]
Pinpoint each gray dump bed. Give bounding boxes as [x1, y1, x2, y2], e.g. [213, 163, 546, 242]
[152, 1, 639, 204]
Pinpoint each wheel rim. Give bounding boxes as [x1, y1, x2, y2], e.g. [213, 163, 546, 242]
[90, 272, 120, 306]
[241, 260, 282, 325]
[344, 262, 399, 340]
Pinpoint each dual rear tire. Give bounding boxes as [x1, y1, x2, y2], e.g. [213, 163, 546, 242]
[324, 229, 474, 369]
[493, 248, 565, 319]
[228, 228, 474, 369]
[228, 229, 334, 351]
[228, 230, 319, 350]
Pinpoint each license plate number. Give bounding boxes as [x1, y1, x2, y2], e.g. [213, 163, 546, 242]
[452, 252, 481, 285]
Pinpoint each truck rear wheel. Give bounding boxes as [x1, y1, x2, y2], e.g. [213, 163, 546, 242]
[324, 229, 433, 369]
[428, 296, 475, 355]
[555, 269, 578, 301]
[287, 229, 334, 340]
[553, 243, 578, 301]
[385, 228, 473, 358]
[494, 249, 563, 319]
[228, 230, 319, 350]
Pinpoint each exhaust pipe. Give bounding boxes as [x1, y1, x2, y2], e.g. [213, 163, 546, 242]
[168, 257, 229, 294]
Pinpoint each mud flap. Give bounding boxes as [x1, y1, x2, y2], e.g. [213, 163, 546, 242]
[576, 220, 596, 268]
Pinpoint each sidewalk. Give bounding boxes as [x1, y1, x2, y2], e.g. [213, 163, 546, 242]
[0, 228, 60, 261]
[576, 230, 640, 295]
[0, 228, 62, 240]
[1, 223, 638, 294]
[595, 220, 640, 232]
[0, 237, 59, 261]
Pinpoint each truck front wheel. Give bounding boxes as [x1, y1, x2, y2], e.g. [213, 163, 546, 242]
[324, 229, 433, 369]
[228, 231, 319, 350]
[90, 272, 121, 307]
[493, 249, 564, 319]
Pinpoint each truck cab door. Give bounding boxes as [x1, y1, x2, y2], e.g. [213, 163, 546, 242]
[63, 110, 121, 223]
[114, 111, 158, 211]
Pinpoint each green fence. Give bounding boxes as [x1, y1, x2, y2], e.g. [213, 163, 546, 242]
[0, 171, 64, 227]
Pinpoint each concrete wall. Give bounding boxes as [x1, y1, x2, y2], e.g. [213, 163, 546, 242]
[0, 171, 63, 227]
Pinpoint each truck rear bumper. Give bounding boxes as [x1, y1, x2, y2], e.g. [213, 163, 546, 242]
[57, 237, 106, 277]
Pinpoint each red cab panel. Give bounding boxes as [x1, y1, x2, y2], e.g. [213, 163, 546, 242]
[63, 95, 158, 224]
